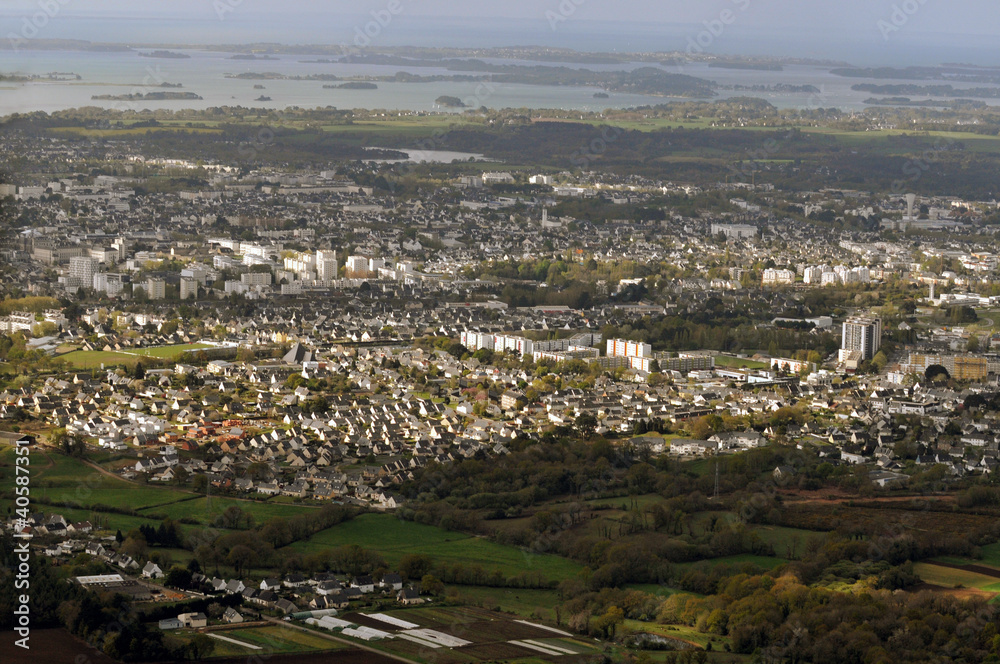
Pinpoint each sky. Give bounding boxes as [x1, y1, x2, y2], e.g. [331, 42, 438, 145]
[0, 0, 997, 64]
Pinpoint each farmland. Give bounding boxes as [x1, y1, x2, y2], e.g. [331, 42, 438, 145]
[0, 447, 193, 510]
[137, 495, 318, 525]
[288, 513, 584, 583]
[222, 624, 345, 652]
[322, 605, 598, 664]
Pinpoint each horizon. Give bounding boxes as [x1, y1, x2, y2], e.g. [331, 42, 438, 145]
[0, 2, 998, 67]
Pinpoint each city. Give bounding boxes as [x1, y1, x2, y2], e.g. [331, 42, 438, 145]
[4, 2, 1000, 664]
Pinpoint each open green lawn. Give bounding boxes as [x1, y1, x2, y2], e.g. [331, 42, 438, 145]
[288, 513, 583, 582]
[713, 355, 769, 369]
[139, 495, 318, 524]
[58, 343, 212, 369]
[0, 448, 193, 510]
[58, 350, 146, 368]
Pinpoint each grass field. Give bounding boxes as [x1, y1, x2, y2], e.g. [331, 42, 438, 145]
[0, 448, 193, 510]
[713, 355, 769, 369]
[622, 620, 729, 651]
[288, 513, 583, 582]
[752, 525, 822, 558]
[450, 586, 563, 622]
[50, 126, 224, 137]
[58, 343, 212, 369]
[223, 625, 344, 652]
[139, 495, 318, 524]
[913, 563, 1000, 590]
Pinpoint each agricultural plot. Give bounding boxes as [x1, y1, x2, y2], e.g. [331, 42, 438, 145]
[914, 562, 1000, 592]
[289, 513, 583, 582]
[450, 586, 563, 621]
[223, 625, 343, 652]
[138, 496, 317, 524]
[325, 607, 596, 663]
[0, 448, 191, 510]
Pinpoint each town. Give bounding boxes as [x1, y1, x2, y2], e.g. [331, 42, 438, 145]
[5, 96, 1000, 663]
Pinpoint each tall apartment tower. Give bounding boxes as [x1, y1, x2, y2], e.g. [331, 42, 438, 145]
[842, 316, 883, 360]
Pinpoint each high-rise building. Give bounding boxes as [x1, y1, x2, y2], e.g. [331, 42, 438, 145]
[179, 277, 198, 300]
[68, 256, 98, 288]
[606, 339, 652, 359]
[841, 316, 882, 360]
[145, 278, 166, 300]
[316, 250, 339, 281]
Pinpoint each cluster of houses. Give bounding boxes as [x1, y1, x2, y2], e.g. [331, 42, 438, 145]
[151, 570, 423, 631]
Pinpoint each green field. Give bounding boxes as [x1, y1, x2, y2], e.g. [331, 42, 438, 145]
[623, 619, 729, 651]
[50, 126, 224, 137]
[1, 448, 193, 510]
[752, 525, 822, 558]
[164, 625, 339, 659]
[713, 355, 769, 369]
[450, 586, 563, 622]
[913, 563, 1000, 591]
[58, 343, 212, 368]
[930, 543, 1000, 569]
[223, 625, 343, 652]
[288, 513, 583, 582]
[139, 496, 318, 524]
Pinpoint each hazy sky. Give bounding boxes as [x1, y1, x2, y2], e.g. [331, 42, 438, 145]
[0, 0, 995, 32]
[0, 0, 997, 63]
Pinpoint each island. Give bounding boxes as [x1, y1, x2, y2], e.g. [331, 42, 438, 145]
[325, 82, 378, 90]
[593, 92, 610, 98]
[709, 61, 784, 71]
[255, 95, 272, 101]
[253, 84, 266, 89]
[435, 95, 467, 108]
[138, 50, 190, 59]
[91, 91, 203, 101]
[232, 54, 279, 61]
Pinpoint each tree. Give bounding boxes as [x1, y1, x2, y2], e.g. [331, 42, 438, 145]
[399, 553, 433, 581]
[593, 605, 624, 638]
[576, 413, 598, 439]
[871, 350, 888, 373]
[420, 574, 444, 596]
[967, 335, 980, 353]
[925, 364, 949, 382]
[164, 566, 192, 589]
[188, 634, 215, 660]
